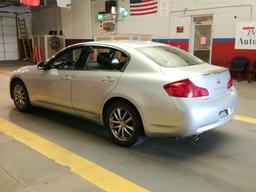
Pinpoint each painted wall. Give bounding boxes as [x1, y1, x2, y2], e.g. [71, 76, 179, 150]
[32, 6, 62, 36]
[154, 3, 255, 67]
[32, 0, 256, 69]
[61, 0, 93, 42]
[90, 0, 256, 67]
[91, 0, 170, 37]
[28, 1, 93, 46]
[153, 0, 256, 67]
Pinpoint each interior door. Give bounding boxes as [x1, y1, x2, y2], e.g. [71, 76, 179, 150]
[191, 16, 213, 63]
[33, 46, 84, 110]
[71, 46, 129, 118]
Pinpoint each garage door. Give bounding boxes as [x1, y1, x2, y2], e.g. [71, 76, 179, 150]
[0, 17, 18, 61]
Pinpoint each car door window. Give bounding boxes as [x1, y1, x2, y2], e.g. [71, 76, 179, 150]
[84, 47, 129, 71]
[50, 47, 83, 70]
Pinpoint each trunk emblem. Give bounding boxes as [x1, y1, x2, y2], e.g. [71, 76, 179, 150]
[216, 79, 221, 84]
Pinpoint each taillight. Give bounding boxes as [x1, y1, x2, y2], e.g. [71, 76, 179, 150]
[227, 77, 233, 89]
[164, 79, 209, 98]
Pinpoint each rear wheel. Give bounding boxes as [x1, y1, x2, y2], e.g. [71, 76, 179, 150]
[104, 101, 144, 147]
[12, 80, 31, 112]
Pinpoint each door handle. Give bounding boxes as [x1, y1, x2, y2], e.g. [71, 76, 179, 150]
[62, 75, 72, 80]
[101, 76, 115, 83]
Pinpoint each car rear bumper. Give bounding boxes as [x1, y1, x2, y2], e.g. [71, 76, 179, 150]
[141, 87, 238, 137]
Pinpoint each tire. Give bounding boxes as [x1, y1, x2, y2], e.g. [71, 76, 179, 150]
[12, 80, 31, 112]
[104, 101, 144, 147]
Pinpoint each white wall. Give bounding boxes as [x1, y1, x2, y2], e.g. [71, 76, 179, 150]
[61, 0, 92, 39]
[167, 0, 255, 39]
[30, 0, 93, 39]
[32, 0, 256, 41]
[116, 0, 170, 37]
[90, 0, 256, 39]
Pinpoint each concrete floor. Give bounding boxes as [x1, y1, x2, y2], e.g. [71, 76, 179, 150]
[0, 61, 256, 192]
[0, 133, 101, 192]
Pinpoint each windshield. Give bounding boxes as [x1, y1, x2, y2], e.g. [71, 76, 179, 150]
[137, 46, 204, 67]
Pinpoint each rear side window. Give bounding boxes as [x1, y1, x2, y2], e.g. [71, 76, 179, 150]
[137, 46, 204, 67]
[84, 46, 129, 71]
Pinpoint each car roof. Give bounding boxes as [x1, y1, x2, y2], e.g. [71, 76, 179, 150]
[71, 40, 167, 49]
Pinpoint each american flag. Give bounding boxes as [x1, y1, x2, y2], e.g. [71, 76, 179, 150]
[130, 0, 158, 16]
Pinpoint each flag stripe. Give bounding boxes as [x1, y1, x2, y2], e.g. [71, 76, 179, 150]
[130, 10, 157, 16]
[130, 6, 157, 12]
[130, 0, 158, 16]
[130, 2, 157, 8]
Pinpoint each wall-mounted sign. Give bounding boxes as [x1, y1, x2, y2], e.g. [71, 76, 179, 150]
[200, 36, 207, 45]
[176, 26, 184, 33]
[20, 0, 40, 7]
[235, 22, 256, 50]
[56, 0, 71, 8]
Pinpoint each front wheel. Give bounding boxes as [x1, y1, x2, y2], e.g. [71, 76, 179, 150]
[104, 101, 144, 147]
[12, 80, 31, 112]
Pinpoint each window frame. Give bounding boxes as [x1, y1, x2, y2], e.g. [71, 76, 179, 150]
[47, 45, 86, 71]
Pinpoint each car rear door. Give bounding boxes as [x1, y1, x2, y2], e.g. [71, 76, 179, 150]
[71, 46, 129, 118]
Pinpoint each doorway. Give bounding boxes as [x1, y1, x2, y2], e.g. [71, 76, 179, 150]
[191, 16, 213, 63]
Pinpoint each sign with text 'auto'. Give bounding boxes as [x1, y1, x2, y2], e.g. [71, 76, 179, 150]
[235, 22, 256, 50]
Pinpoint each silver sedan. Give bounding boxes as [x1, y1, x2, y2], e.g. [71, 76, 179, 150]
[10, 41, 238, 147]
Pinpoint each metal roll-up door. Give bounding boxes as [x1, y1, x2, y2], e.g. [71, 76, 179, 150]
[0, 17, 18, 61]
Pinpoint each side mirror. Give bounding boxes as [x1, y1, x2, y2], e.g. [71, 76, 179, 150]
[37, 61, 48, 70]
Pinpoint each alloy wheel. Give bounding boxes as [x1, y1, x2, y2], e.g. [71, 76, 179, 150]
[109, 107, 135, 142]
[14, 84, 26, 109]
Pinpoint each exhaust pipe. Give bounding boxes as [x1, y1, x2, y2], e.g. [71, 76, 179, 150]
[190, 134, 200, 142]
[172, 135, 201, 142]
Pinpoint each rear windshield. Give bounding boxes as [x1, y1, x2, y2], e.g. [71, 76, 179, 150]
[137, 46, 204, 67]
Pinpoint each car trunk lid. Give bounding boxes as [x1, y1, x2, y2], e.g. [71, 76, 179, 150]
[161, 63, 230, 100]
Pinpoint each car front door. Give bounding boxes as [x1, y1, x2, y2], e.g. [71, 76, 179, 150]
[33, 46, 84, 111]
[71, 46, 129, 119]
